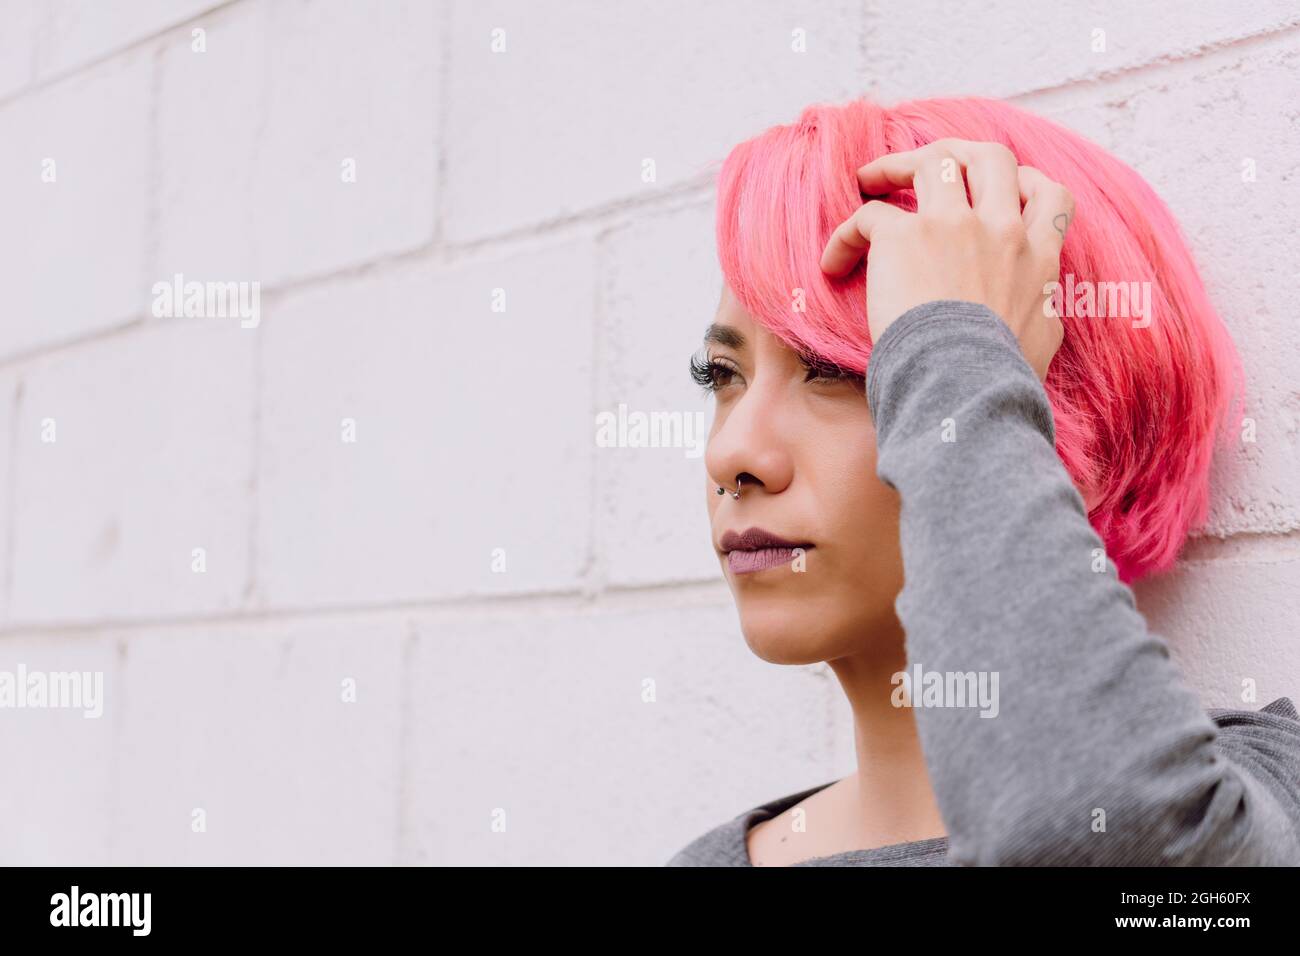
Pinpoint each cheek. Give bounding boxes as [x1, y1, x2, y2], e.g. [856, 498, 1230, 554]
[815, 426, 899, 560]
[808, 414, 876, 491]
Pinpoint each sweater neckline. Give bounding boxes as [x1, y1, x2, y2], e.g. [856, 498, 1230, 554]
[737, 778, 951, 866]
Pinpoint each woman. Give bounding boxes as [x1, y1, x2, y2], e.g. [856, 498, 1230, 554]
[667, 97, 1300, 866]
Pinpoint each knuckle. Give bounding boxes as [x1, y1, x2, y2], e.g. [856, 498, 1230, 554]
[984, 142, 1017, 166]
[1017, 165, 1043, 191]
[860, 200, 902, 237]
[857, 199, 889, 226]
[846, 209, 871, 239]
[925, 140, 959, 164]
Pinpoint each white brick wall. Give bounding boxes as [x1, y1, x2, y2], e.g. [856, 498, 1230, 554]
[10, 320, 256, 623]
[0, 0, 1297, 865]
[154, 0, 438, 288]
[256, 240, 595, 608]
[441, 0, 866, 240]
[0, 47, 153, 358]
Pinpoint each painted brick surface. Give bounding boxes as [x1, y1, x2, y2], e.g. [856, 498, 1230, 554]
[1, 0, 1297, 864]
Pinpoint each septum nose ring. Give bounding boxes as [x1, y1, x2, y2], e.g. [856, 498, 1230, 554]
[715, 476, 742, 500]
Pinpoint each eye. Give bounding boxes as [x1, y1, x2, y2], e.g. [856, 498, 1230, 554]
[689, 350, 741, 393]
[799, 353, 865, 387]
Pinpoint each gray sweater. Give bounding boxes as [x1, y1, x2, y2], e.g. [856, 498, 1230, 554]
[668, 299, 1300, 867]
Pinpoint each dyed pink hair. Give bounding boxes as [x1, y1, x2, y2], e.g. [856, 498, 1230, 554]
[716, 96, 1242, 583]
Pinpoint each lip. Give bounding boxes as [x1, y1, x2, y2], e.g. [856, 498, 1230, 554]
[719, 527, 814, 575]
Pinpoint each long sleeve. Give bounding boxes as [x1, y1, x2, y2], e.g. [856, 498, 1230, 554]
[865, 299, 1300, 866]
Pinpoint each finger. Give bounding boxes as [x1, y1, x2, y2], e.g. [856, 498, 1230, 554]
[855, 142, 970, 217]
[820, 200, 910, 277]
[954, 141, 1021, 223]
[1019, 165, 1075, 256]
[864, 139, 1022, 223]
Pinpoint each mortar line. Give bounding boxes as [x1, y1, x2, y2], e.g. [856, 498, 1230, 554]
[0, 579, 737, 637]
[0, 0, 244, 112]
[0, 180, 715, 375]
[1010, 17, 1300, 103]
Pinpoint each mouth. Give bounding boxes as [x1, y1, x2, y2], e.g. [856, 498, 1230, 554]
[718, 527, 814, 575]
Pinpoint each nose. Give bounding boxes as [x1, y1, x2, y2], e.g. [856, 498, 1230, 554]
[705, 386, 795, 499]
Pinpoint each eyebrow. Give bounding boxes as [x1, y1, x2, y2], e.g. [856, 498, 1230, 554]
[703, 323, 745, 349]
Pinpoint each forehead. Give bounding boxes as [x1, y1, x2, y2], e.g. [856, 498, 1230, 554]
[713, 284, 755, 329]
[707, 285, 798, 362]
[706, 285, 755, 349]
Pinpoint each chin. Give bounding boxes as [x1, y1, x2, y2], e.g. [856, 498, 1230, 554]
[730, 575, 905, 665]
[732, 594, 856, 666]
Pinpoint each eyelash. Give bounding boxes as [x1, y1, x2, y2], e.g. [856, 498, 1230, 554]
[799, 354, 865, 386]
[689, 350, 863, 393]
[690, 351, 737, 393]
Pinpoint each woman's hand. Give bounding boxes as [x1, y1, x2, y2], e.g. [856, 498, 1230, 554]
[820, 138, 1074, 381]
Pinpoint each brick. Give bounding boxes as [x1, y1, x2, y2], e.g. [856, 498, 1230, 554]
[1135, 550, 1300, 707]
[0, 633, 119, 864]
[155, 0, 438, 290]
[865, 0, 1300, 100]
[8, 321, 255, 623]
[0, 49, 152, 360]
[153, 4, 266, 284]
[441, 0, 865, 240]
[0, 372, 15, 623]
[403, 599, 839, 864]
[596, 200, 723, 587]
[112, 616, 404, 864]
[37, 0, 222, 80]
[0, 0, 40, 99]
[256, 239, 594, 609]
[252, 0, 438, 278]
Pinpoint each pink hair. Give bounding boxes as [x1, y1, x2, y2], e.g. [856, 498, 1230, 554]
[716, 96, 1242, 583]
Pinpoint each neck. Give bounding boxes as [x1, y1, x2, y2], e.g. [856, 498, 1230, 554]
[827, 634, 948, 849]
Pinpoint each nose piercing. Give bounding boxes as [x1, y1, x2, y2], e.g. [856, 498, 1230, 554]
[715, 476, 742, 500]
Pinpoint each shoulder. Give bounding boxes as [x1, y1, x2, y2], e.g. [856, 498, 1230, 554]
[665, 813, 751, 867]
